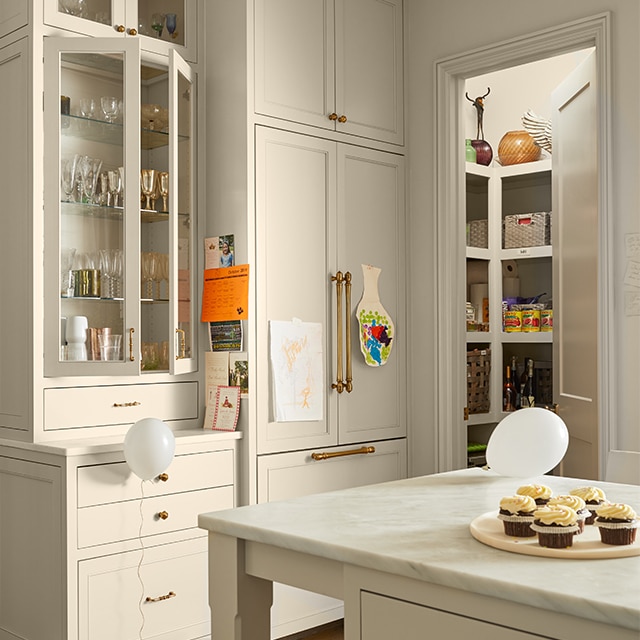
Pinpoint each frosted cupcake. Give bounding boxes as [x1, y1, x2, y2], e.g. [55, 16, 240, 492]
[498, 495, 537, 537]
[569, 486, 606, 524]
[530, 505, 580, 548]
[517, 484, 553, 506]
[548, 495, 589, 534]
[594, 503, 638, 546]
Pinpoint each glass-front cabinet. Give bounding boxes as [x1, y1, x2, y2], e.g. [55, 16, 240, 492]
[43, 37, 196, 377]
[44, 0, 197, 62]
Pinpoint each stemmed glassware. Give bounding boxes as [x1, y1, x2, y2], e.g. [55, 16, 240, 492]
[165, 13, 177, 38]
[141, 251, 158, 299]
[159, 253, 169, 299]
[78, 155, 102, 204]
[158, 171, 169, 212]
[108, 169, 122, 208]
[151, 13, 164, 37]
[140, 169, 157, 210]
[101, 96, 119, 123]
[61, 154, 79, 202]
[98, 249, 113, 298]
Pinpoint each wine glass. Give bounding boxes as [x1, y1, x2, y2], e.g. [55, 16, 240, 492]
[97, 171, 109, 206]
[61, 154, 79, 202]
[165, 13, 177, 39]
[108, 169, 121, 208]
[140, 169, 157, 210]
[79, 156, 102, 204]
[98, 249, 112, 298]
[159, 253, 169, 299]
[111, 249, 123, 298]
[151, 13, 164, 37]
[100, 96, 119, 123]
[158, 171, 169, 212]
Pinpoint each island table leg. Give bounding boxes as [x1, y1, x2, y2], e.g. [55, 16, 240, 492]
[208, 532, 273, 639]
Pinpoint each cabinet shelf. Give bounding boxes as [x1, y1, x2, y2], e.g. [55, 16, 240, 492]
[501, 332, 552, 343]
[61, 115, 188, 150]
[61, 202, 173, 222]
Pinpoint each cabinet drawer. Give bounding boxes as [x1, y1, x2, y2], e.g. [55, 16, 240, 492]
[78, 537, 209, 640]
[78, 449, 235, 507]
[78, 485, 233, 548]
[258, 439, 407, 502]
[44, 381, 198, 431]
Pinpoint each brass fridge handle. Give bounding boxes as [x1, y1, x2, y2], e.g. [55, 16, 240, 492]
[175, 328, 186, 359]
[311, 446, 375, 461]
[344, 271, 353, 393]
[331, 272, 345, 393]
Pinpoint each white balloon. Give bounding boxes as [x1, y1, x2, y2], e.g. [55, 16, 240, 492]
[486, 407, 569, 477]
[124, 418, 176, 480]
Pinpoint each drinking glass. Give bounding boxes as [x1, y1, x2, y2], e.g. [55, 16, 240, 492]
[165, 13, 177, 38]
[79, 97, 95, 119]
[140, 169, 157, 210]
[79, 156, 102, 204]
[60, 247, 77, 297]
[142, 342, 159, 370]
[98, 249, 112, 298]
[61, 154, 79, 202]
[112, 249, 123, 298]
[100, 96, 119, 123]
[151, 13, 164, 37]
[141, 251, 158, 299]
[99, 333, 122, 361]
[158, 171, 169, 212]
[108, 169, 121, 208]
[97, 171, 109, 206]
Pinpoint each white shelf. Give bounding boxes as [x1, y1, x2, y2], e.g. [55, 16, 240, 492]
[501, 332, 553, 344]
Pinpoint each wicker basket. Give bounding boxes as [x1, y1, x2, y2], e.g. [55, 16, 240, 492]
[503, 212, 551, 249]
[467, 219, 488, 248]
[467, 348, 491, 414]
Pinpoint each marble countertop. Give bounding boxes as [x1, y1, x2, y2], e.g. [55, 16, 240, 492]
[199, 468, 640, 631]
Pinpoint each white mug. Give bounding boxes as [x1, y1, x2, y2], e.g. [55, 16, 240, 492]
[65, 315, 88, 361]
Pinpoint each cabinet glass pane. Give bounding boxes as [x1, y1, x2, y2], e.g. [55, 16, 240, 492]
[60, 51, 125, 363]
[138, 1, 186, 47]
[175, 66, 193, 361]
[57, 0, 113, 27]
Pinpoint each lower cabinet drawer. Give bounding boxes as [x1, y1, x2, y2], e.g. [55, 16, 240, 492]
[44, 381, 198, 431]
[77, 485, 233, 548]
[257, 438, 407, 503]
[78, 537, 209, 640]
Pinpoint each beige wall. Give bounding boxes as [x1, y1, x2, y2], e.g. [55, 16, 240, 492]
[406, 0, 640, 476]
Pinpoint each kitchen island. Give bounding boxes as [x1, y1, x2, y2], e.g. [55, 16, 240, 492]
[198, 468, 640, 639]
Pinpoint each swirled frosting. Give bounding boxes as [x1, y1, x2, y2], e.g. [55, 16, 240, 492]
[569, 486, 606, 503]
[517, 484, 552, 501]
[500, 495, 536, 514]
[595, 503, 637, 521]
[549, 495, 586, 513]
[534, 505, 578, 526]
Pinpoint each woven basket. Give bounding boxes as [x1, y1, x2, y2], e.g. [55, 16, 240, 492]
[467, 348, 491, 414]
[503, 212, 551, 249]
[467, 219, 488, 248]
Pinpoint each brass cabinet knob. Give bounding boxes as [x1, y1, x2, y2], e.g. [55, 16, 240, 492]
[157, 511, 169, 520]
[157, 473, 169, 482]
[128, 27, 138, 36]
[338, 115, 347, 123]
[328, 113, 338, 121]
[115, 24, 125, 33]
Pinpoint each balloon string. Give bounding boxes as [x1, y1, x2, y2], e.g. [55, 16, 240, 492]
[137, 479, 146, 640]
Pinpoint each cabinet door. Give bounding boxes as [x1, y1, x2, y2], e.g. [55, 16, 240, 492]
[335, 0, 404, 144]
[254, 0, 335, 131]
[255, 127, 338, 454]
[337, 145, 406, 443]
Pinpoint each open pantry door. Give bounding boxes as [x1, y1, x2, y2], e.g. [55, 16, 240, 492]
[551, 51, 599, 480]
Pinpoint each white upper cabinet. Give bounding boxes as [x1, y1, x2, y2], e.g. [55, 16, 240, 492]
[44, 0, 198, 62]
[254, 0, 404, 145]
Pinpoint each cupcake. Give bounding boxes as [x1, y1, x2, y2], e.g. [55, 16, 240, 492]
[530, 505, 580, 548]
[594, 503, 638, 546]
[569, 486, 606, 524]
[498, 495, 537, 537]
[517, 484, 552, 506]
[548, 495, 589, 533]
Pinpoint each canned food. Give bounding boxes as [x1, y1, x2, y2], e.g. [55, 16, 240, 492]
[522, 309, 541, 332]
[541, 309, 553, 332]
[504, 310, 522, 332]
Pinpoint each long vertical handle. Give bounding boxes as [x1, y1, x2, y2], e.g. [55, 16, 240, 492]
[344, 271, 353, 393]
[331, 272, 344, 393]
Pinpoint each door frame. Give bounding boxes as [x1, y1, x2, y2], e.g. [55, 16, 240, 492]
[433, 13, 613, 473]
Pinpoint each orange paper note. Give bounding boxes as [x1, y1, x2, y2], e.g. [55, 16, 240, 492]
[201, 264, 249, 322]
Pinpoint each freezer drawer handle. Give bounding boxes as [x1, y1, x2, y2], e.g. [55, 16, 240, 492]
[311, 446, 375, 461]
[331, 271, 353, 394]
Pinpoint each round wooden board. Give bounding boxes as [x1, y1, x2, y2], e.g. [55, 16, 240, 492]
[470, 511, 640, 559]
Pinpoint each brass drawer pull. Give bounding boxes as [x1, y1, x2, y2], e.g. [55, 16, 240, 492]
[311, 446, 375, 461]
[157, 511, 169, 520]
[337, 114, 347, 123]
[146, 591, 176, 603]
[328, 112, 338, 121]
[112, 401, 141, 408]
[157, 473, 169, 482]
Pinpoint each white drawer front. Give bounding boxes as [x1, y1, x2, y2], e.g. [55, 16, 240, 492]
[44, 381, 198, 430]
[78, 485, 233, 548]
[258, 438, 407, 502]
[78, 537, 209, 640]
[77, 449, 235, 507]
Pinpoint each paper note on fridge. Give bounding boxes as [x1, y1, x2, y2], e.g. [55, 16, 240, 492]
[270, 320, 323, 422]
[201, 264, 250, 322]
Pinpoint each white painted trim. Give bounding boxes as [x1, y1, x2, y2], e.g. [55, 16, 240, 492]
[434, 13, 613, 474]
